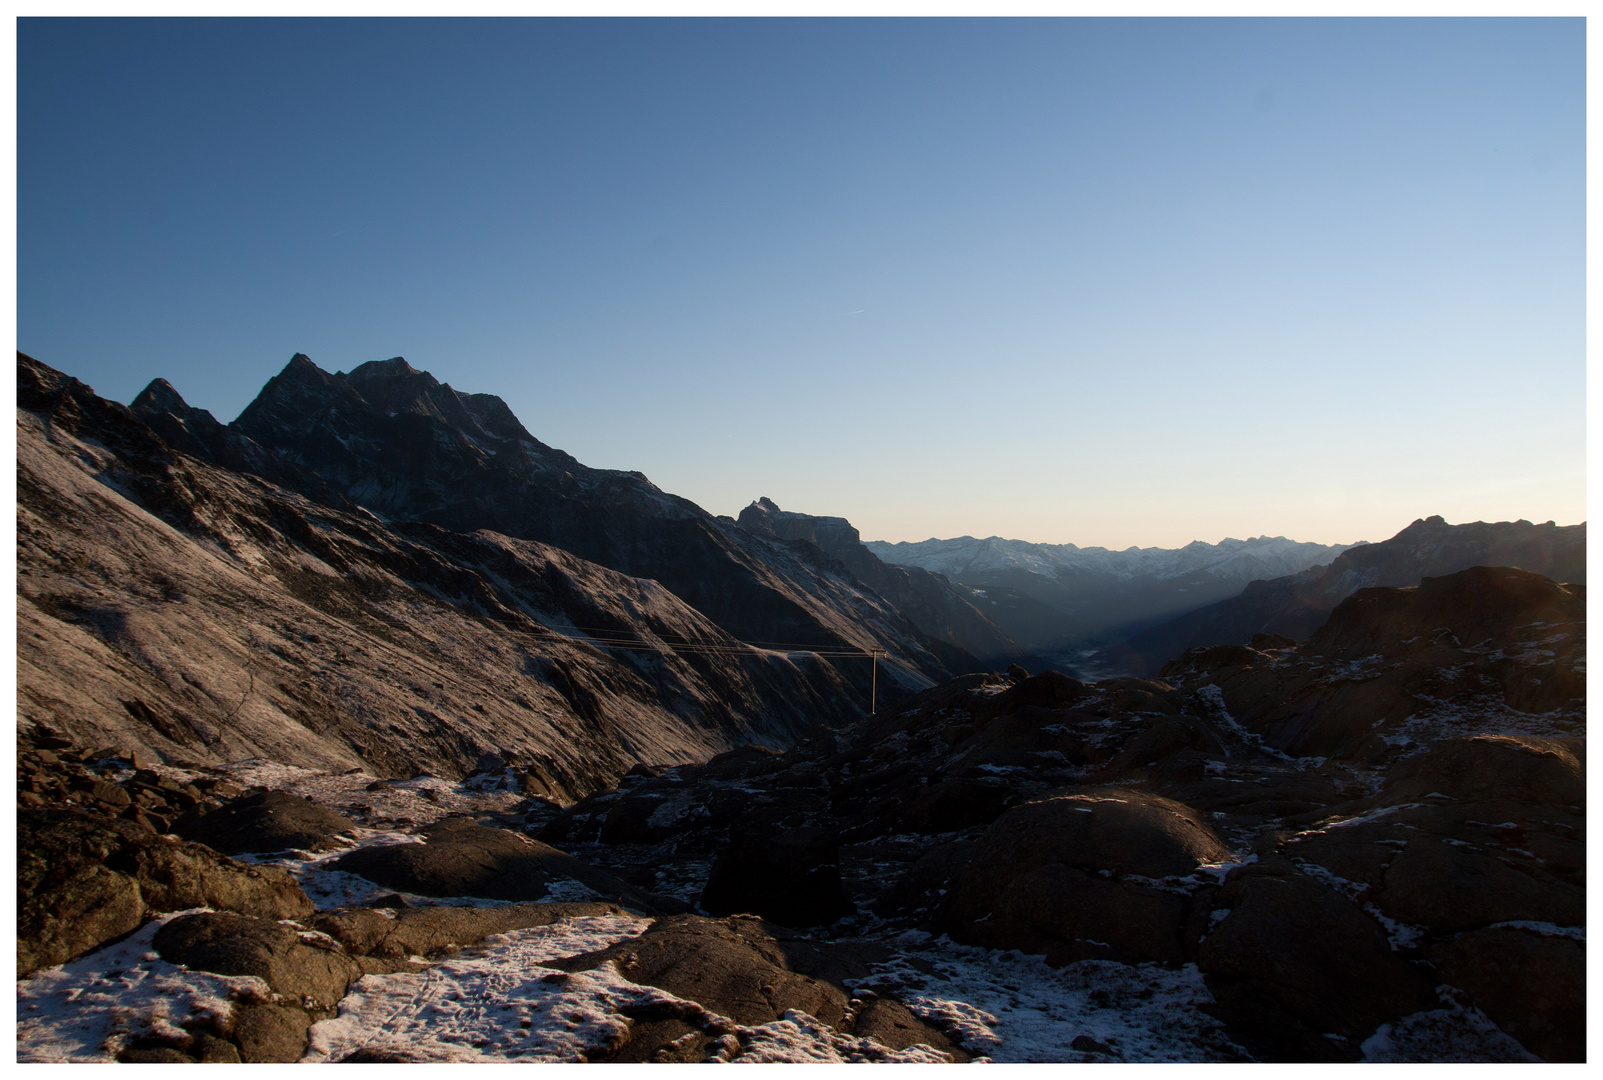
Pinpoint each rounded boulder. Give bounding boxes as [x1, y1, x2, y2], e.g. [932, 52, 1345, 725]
[941, 787, 1230, 963]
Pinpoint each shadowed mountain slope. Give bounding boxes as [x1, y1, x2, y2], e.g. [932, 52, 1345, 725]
[736, 497, 1034, 668]
[134, 353, 976, 698]
[1092, 516, 1587, 678]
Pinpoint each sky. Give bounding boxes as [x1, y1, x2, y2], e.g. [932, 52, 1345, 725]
[17, 17, 1585, 550]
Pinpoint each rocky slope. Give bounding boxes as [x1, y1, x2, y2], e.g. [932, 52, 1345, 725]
[170, 353, 974, 695]
[737, 497, 1031, 668]
[528, 563, 1585, 1061]
[20, 353, 879, 794]
[867, 533, 1353, 653]
[15, 348, 1585, 1063]
[1093, 516, 1587, 677]
[17, 554, 1583, 1062]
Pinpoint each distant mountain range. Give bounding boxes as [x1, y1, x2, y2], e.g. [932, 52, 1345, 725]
[867, 533, 1355, 655]
[1091, 514, 1587, 677]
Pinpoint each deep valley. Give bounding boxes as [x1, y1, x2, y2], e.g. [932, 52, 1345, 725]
[15, 351, 1587, 1063]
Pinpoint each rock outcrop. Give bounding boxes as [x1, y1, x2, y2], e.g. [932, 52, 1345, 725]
[1160, 566, 1585, 759]
[18, 807, 313, 977]
[939, 788, 1230, 965]
[329, 816, 653, 906]
[536, 563, 1584, 1061]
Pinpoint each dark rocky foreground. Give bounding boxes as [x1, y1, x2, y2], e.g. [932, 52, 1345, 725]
[17, 563, 1585, 1062]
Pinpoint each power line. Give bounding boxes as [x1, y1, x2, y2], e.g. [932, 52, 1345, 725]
[546, 624, 882, 654]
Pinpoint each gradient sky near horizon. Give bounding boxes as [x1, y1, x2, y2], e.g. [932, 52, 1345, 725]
[18, 17, 1585, 550]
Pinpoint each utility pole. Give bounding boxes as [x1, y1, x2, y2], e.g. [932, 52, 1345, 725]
[869, 648, 884, 716]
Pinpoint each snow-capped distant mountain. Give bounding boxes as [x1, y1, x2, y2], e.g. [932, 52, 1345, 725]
[866, 534, 1352, 589]
[864, 534, 1356, 654]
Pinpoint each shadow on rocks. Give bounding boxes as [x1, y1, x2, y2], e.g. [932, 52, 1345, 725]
[938, 786, 1230, 965]
[175, 788, 358, 855]
[700, 826, 855, 927]
[330, 815, 654, 907]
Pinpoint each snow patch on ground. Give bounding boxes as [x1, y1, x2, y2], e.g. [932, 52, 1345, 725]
[302, 915, 954, 1064]
[18, 910, 264, 1063]
[736, 1011, 952, 1063]
[848, 932, 1244, 1062]
[1485, 921, 1584, 941]
[221, 759, 525, 827]
[304, 916, 654, 1062]
[1361, 996, 1540, 1063]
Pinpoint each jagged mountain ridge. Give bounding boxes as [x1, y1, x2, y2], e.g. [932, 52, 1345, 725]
[1093, 514, 1588, 678]
[736, 497, 1035, 668]
[868, 532, 1353, 586]
[135, 354, 976, 697]
[19, 353, 873, 796]
[867, 532, 1353, 651]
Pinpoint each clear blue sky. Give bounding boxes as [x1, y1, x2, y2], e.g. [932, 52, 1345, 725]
[18, 17, 1585, 549]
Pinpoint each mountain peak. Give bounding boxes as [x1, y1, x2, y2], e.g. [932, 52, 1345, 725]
[131, 377, 188, 415]
[348, 356, 426, 381]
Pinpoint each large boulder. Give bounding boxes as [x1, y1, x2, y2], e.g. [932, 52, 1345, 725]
[553, 914, 849, 1028]
[175, 789, 359, 855]
[18, 808, 312, 976]
[700, 827, 854, 927]
[1382, 733, 1583, 808]
[154, 912, 361, 1013]
[330, 816, 648, 905]
[553, 913, 888, 1062]
[940, 787, 1230, 964]
[1369, 836, 1583, 932]
[1195, 866, 1438, 1062]
[309, 900, 628, 959]
[851, 999, 968, 1061]
[1430, 926, 1585, 1063]
[1284, 734, 1585, 935]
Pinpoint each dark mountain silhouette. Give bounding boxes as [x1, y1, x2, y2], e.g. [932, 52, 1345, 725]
[1092, 515, 1587, 677]
[133, 354, 976, 698]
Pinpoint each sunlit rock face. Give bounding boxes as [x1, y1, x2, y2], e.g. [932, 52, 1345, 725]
[19, 351, 876, 790]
